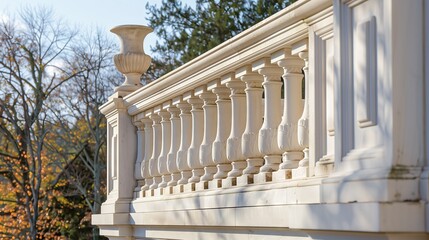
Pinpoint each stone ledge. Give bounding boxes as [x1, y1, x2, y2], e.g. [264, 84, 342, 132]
[128, 202, 425, 233]
[92, 213, 130, 225]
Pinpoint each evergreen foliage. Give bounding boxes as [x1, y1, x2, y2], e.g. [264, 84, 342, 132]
[145, 0, 297, 80]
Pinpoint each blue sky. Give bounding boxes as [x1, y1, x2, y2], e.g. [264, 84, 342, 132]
[1, 0, 195, 55]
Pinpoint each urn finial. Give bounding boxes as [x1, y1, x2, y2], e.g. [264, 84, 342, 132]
[110, 25, 153, 94]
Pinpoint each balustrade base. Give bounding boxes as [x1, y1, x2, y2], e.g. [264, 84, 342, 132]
[242, 158, 264, 175]
[260, 155, 282, 173]
[189, 169, 205, 183]
[254, 172, 273, 183]
[196, 181, 209, 191]
[159, 175, 172, 188]
[272, 169, 292, 182]
[201, 166, 217, 181]
[209, 179, 223, 189]
[292, 166, 309, 179]
[228, 161, 248, 178]
[167, 173, 181, 187]
[173, 185, 183, 194]
[163, 186, 174, 195]
[222, 177, 237, 188]
[183, 182, 196, 192]
[314, 157, 334, 177]
[149, 176, 161, 190]
[237, 174, 254, 186]
[177, 171, 192, 185]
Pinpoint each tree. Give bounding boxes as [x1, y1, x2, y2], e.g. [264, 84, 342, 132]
[0, 7, 81, 239]
[47, 28, 119, 240]
[145, 0, 297, 79]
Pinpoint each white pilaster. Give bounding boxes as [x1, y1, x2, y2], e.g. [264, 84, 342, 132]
[99, 96, 136, 214]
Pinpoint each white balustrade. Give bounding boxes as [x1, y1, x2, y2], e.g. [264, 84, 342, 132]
[133, 120, 145, 194]
[271, 49, 305, 180]
[186, 92, 205, 184]
[140, 117, 153, 191]
[236, 66, 264, 185]
[196, 87, 218, 184]
[209, 79, 232, 187]
[253, 58, 284, 183]
[148, 111, 162, 190]
[175, 98, 193, 185]
[222, 73, 247, 185]
[295, 51, 310, 178]
[157, 108, 172, 188]
[166, 106, 181, 186]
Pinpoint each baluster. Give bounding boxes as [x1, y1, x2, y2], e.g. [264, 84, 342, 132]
[148, 110, 162, 192]
[221, 73, 247, 187]
[140, 117, 153, 194]
[236, 66, 265, 186]
[175, 97, 193, 191]
[252, 58, 284, 183]
[294, 51, 310, 178]
[196, 86, 217, 190]
[133, 120, 145, 197]
[185, 92, 205, 191]
[166, 106, 181, 188]
[271, 49, 305, 181]
[209, 79, 232, 189]
[157, 107, 172, 189]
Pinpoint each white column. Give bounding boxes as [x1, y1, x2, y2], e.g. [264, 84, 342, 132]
[252, 58, 284, 183]
[175, 98, 193, 185]
[209, 79, 232, 185]
[271, 49, 305, 180]
[222, 74, 247, 183]
[133, 120, 145, 195]
[186, 92, 205, 183]
[166, 106, 181, 187]
[196, 87, 218, 183]
[157, 109, 172, 188]
[148, 111, 162, 190]
[140, 117, 153, 191]
[236, 66, 264, 186]
[297, 51, 310, 171]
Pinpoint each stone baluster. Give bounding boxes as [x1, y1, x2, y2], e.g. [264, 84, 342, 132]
[209, 79, 232, 188]
[133, 120, 145, 196]
[140, 117, 153, 192]
[185, 92, 205, 190]
[195, 86, 218, 190]
[166, 106, 181, 188]
[236, 66, 265, 186]
[271, 49, 305, 181]
[252, 58, 284, 183]
[175, 97, 193, 188]
[157, 107, 172, 189]
[221, 73, 247, 187]
[148, 110, 162, 191]
[295, 51, 310, 178]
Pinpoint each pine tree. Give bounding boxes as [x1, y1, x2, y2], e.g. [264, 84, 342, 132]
[144, 0, 297, 81]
